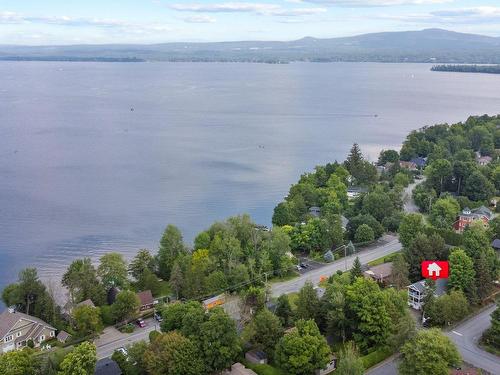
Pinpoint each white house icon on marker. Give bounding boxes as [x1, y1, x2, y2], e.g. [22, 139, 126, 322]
[427, 262, 442, 278]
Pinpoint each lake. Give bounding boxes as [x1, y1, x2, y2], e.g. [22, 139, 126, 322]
[1, 62, 499, 300]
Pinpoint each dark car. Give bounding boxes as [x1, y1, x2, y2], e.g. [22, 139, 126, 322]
[136, 319, 146, 328]
[154, 312, 163, 322]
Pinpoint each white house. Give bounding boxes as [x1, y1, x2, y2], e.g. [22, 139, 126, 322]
[407, 279, 448, 310]
[0, 309, 56, 353]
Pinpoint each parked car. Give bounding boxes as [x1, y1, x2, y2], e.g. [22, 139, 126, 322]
[136, 319, 146, 328]
[116, 347, 128, 357]
[296, 265, 303, 271]
[300, 262, 309, 269]
[154, 312, 163, 322]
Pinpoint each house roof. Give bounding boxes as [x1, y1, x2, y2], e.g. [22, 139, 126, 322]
[408, 278, 448, 296]
[136, 290, 154, 306]
[365, 262, 393, 279]
[57, 331, 71, 341]
[410, 157, 427, 167]
[492, 239, 500, 249]
[76, 299, 95, 308]
[0, 309, 55, 340]
[460, 206, 493, 219]
[94, 358, 122, 375]
[246, 349, 267, 360]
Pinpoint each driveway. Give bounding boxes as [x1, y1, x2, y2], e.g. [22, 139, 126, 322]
[271, 234, 401, 297]
[95, 317, 160, 360]
[446, 304, 499, 375]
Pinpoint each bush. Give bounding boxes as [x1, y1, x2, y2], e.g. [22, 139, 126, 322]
[119, 324, 135, 333]
[360, 347, 392, 369]
[149, 330, 161, 342]
[100, 305, 114, 326]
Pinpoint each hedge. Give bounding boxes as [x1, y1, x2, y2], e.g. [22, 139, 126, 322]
[361, 346, 393, 369]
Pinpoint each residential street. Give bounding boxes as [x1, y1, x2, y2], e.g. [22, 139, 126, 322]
[403, 177, 424, 213]
[446, 304, 499, 375]
[271, 234, 401, 297]
[95, 318, 160, 360]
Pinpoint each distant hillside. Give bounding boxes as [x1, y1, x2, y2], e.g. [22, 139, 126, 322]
[1, 29, 499, 63]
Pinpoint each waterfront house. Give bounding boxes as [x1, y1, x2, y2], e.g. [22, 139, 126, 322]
[137, 290, 155, 311]
[410, 157, 427, 169]
[0, 309, 56, 353]
[399, 161, 417, 171]
[454, 206, 492, 233]
[407, 278, 448, 310]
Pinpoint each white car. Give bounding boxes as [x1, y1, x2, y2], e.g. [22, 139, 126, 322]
[116, 347, 128, 357]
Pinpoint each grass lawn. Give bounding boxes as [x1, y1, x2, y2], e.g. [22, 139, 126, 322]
[269, 271, 299, 284]
[242, 360, 286, 375]
[367, 251, 401, 267]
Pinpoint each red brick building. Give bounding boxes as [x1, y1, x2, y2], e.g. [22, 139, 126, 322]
[454, 206, 492, 233]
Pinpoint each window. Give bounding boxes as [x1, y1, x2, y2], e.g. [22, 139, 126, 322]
[39, 335, 45, 342]
[16, 332, 22, 338]
[50, 331, 55, 337]
[4, 335, 13, 343]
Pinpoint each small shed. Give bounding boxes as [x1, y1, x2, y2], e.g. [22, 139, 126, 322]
[245, 349, 268, 365]
[309, 207, 321, 218]
[56, 330, 71, 344]
[76, 299, 96, 309]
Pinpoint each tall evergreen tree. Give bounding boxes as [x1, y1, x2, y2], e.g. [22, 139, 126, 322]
[475, 252, 493, 300]
[350, 257, 363, 283]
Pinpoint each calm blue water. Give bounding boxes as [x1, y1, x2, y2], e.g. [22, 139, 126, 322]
[1, 62, 500, 302]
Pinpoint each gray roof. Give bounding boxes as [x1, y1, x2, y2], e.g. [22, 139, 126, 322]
[492, 239, 500, 249]
[76, 299, 95, 308]
[0, 309, 55, 340]
[408, 278, 448, 296]
[57, 330, 71, 341]
[95, 359, 122, 375]
[365, 262, 393, 279]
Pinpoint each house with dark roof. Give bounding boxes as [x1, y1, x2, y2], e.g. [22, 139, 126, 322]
[492, 239, 500, 251]
[94, 358, 122, 375]
[410, 157, 427, 168]
[407, 279, 448, 310]
[399, 161, 417, 171]
[454, 206, 493, 233]
[0, 309, 56, 353]
[136, 290, 155, 311]
[56, 330, 71, 344]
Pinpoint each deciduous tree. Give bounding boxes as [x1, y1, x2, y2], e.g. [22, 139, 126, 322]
[58, 342, 97, 375]
[158, 225, 186, 279]
[111, 290, 140, 323]
[97, 253, 128, 290]
[275, 319, 330, 375]
[399, 329, 461, 375]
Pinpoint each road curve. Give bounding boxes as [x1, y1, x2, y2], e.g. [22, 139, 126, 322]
[446, 304, 499, 375]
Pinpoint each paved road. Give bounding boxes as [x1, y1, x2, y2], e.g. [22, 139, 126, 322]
[403, 177, 424, 213]
[366, 355, 399, 375]
[95, 318, 160, 360]
[446, 304, 499, 375]
[271, 234, 401, 297]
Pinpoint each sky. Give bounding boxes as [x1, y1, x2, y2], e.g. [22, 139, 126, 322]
[1, 0, 500, 45]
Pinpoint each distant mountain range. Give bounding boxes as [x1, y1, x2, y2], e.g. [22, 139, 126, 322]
[1, 29, 499, 63]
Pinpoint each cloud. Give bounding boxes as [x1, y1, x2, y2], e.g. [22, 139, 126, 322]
[301, 0, 452, 6]
[170, 2, 326, 16]
[183, 15, 217, 23]
[170, 3, 281, 13]
[381, 6, 500, 24]
[0, 12, 173, 34]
